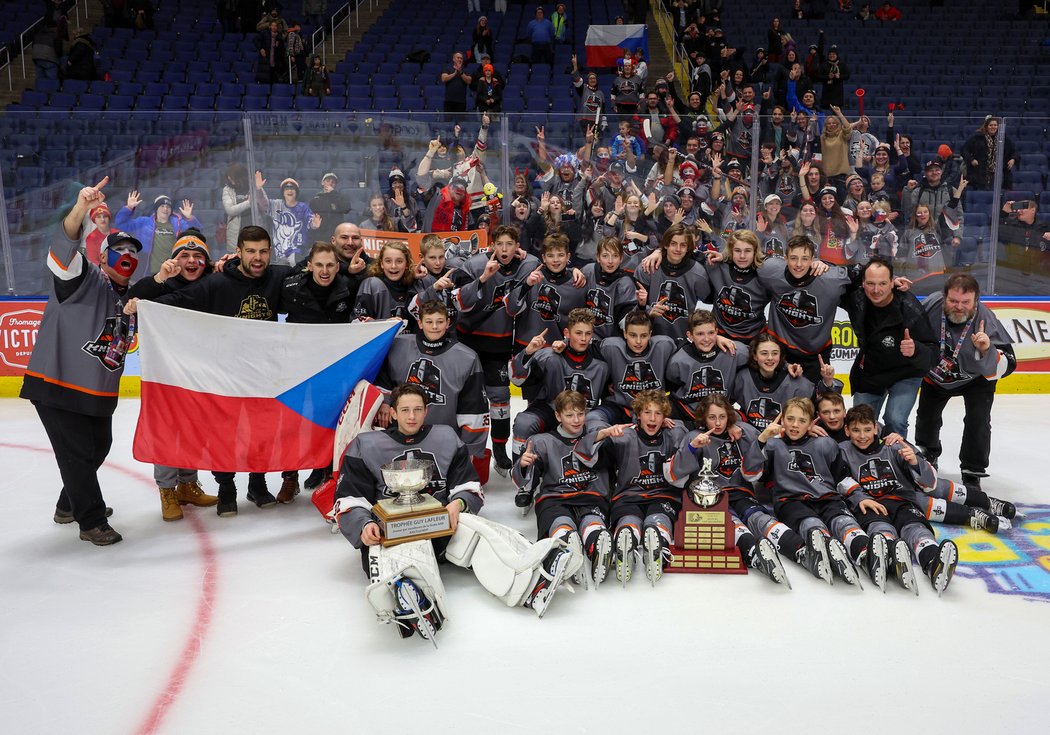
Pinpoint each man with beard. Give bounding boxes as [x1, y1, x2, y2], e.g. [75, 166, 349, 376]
[914, 274, 1016, 503]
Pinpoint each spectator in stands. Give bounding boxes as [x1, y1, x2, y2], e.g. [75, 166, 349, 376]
[256, 20, 288, 85]
[428, 176, 474, 232]
[474, 63, 503, 113]
[612, 59, 643, 114]
[257, 6, 288, 33]
[416, 136, 455, 195]
[63, 29, 98, 81]
[304, 0, 327, 33]
[116, 192, 203, 275]
[494, 0, 507, 13]
[631, 48, 649, 85]
[526, 6, 556, 65]
[792, 201, 821, 245]
[901, 160, 966, 240]
[891, 130, 921, 187]
[855, 3, 872, 21]
[671, 0, 699, 39]
[756, 193, 792, 257]
[310, 172, 352, 244]
[128, 0, 155, 29]
[819, 106, 855, 186]
[472, 16, 494, 61]
[767, 17, 785, 62]
[221, 163, 264, 253]
[962, 116, 1017, 191]
[385, 169, 421, 232]
[83, 204, 113, 267]
[843, 173, 869, 212]
[818, 45, 849, 110]
[523, 193, 581, 257]
[31, 20, 62, 81]
[874, 1, 902, 20]
[302, 54, 331, 97]
[798, 159, 826, 204]
[441, 52, 473, 116]
[999, 198, 1049, 275]
[361, 193, 396, 231]
[639, 89, 680, 149]
[261, 176, 322, 264]
[571, 55, 606, 132]
[286, 22, 308, 82]
[790, 0, 808, 19]
[552, 3, 569, 44]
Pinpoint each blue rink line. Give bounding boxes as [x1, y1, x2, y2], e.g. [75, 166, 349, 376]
[938, 503, 1050, 603]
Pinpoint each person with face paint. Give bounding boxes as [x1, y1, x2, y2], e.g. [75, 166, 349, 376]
[21, 177, 142, 545]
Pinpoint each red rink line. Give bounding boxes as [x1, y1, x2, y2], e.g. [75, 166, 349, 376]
[0, 443, 217, 735]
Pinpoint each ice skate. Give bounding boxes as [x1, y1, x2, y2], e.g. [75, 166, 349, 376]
[969, 507, 999, 533]
[828, 537, 863, 589]
[797, 528, 832, 585]
[642, 527, 671, 587]
[584, 527, 612, 588]
[888, 537, 918, 596]
[865, 533, 889, 593]
[492, 445, 512, 477]
[524, 546, 573, 618]
[615, 526, 637, 587]
[514, 488, 533, 517]
[391, 576, 444, 648]
[748, 537, 791, 588]
[986, 496, 1016, 520]
[927, 540, 959, 597]
[566, 532, 587, 588]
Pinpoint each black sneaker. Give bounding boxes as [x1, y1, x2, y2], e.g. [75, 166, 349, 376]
[79, 522, 122, 546]
[969, 507, 999, 533]
[796, 528, 832, 585]
[960, 470, 986, 490]
[986, 496, 1016, 520]
[247, 477, 277, 508]
[303, 468, 330, 491]
[216, 481, 238, 517]
[54, 506, 112, 525]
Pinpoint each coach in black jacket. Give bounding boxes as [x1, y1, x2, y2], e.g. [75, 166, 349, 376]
[841, 257, 938, 439]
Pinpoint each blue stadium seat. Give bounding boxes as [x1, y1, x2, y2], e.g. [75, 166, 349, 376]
[295, 96, 321, 110]
[188, 95, 216, 110]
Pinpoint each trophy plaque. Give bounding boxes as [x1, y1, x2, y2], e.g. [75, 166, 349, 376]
[373, 460, 454, 548]
[666, 459, 746, 574]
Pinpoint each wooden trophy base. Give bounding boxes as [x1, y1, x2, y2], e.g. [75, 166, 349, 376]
[373, 495, 454, 548]
[666, 492, 747, 575]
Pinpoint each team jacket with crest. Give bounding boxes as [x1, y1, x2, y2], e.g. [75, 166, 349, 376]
[335, 424, 484, 549]
[574, 425, 689, 504]
[377, 333, 490, 458]
[666, 422, 766, 493]
[665, 341, 748, 419]
[836, 438, 937, 506]
[706, 260, 776, 340]
[733, 366, 843, 430]
[899, 228, 948, 283]
[599, 335, 677, 409]
[759, 259, 858, 355]
[353, 274, 433, 330]
[920, 292, 1016, 391]
[511, 346, 610, 409]
[155, 257, 294, 321]
[761, 434, 859, 502]
[20, 228, 129, 416]
[635, 258, 712, 342]
[455, 251, 541, 351]
[506, 266, 587, 350]
[511, 428, 612, 505]
[580, 264, 640, 341]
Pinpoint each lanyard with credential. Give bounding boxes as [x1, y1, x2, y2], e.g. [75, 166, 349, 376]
[939, 310, 973, 363]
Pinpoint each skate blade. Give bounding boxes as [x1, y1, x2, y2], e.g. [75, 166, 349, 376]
[934, 542, 959, 598]
[590, 532, 612, 589]
[996, 516, 1013, 530]
[535, 558, 571, 619]
[643, 530, 662, 587]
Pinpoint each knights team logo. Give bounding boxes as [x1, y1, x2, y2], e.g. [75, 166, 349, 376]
[564, 373, 595, 406]
[239, 294, 273, 320]
[81, 316, 124, 371]
[619, 360, 662, 394]
[715, 441, 742, 479]
[787, 450, 822, 483]
[686, 366, 725, 400]
[745, 397, 782, 429]
[405, 358, 445, 406]
[857, 457, 902, 495]
[913, 233, 941, 259]
[716, 286, 752, 325]
[560, 452, 598, 491]
[658, 279, 689, 323]
[776, 289, 823, 328]
[632, 451, 666, 489]
[764, 236, 784, 258]
[533, 283, 562, 321]
[485, 278, 519, 312]
[391, 449, 446, 493]
[584, 287, 612, 325]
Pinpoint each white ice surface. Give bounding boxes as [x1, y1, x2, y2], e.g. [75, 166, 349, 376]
[1, 395, 1048, 735]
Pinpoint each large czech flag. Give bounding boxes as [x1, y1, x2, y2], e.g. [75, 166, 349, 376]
[585, 24, 648, 68]
[133, 301, 400, 472]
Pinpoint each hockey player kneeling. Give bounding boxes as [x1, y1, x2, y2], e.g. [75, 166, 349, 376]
[334, 385, 582, 645]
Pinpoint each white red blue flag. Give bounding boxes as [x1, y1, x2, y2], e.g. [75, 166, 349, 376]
[585, 24, 648, 68]
[133, 301, 400, 472]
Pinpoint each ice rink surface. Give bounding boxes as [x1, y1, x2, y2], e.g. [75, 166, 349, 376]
[2, 395, 1048, 735]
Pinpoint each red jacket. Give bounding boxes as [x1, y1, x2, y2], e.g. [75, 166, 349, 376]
[431, 186, 473, 232]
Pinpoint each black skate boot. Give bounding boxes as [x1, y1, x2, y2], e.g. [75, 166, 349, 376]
[614, 526, 637, 587]
[642, 526, 672, 587]
[986, 496, 1016, 520]
[747, 537, 791, 588]
[828, 537, 863, 589]
[514, 488, 533, 517]
[866, 533, 889, 593]
[524, 546, 574, 618]
[584, 527, 612, 588]
[887, 537, 918, 596]
[925, 540, 959, 597]
[246, 474, 277, 509]
[969, 507, 999, 533]
[796, 528, 833, 585]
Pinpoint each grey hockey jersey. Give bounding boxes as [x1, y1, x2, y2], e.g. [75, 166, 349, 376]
[511, 346, 610, 409]
[335, 425, 484, 549]
[665, 342, 748, 420]
[506, 266, 587, 351]
[599, 335, 677, 409]
[920, 292, 1015, 391]
[837, 439, 936, 506]
[575, 425, 689, 504]
[580, 264, 640, 341]
[666, 422, 766, 491]
[455, 251, 541, 351]
[511, 428, 612, 505]
[635, 258, 712, 343]
[761, 434, 859, 502]
[759, 259, 856, 355]
[733, 367, 842, 430]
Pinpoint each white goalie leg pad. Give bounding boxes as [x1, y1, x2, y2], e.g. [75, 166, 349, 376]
[365, 540, 450, 625]
[444, 514, 566, 607]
